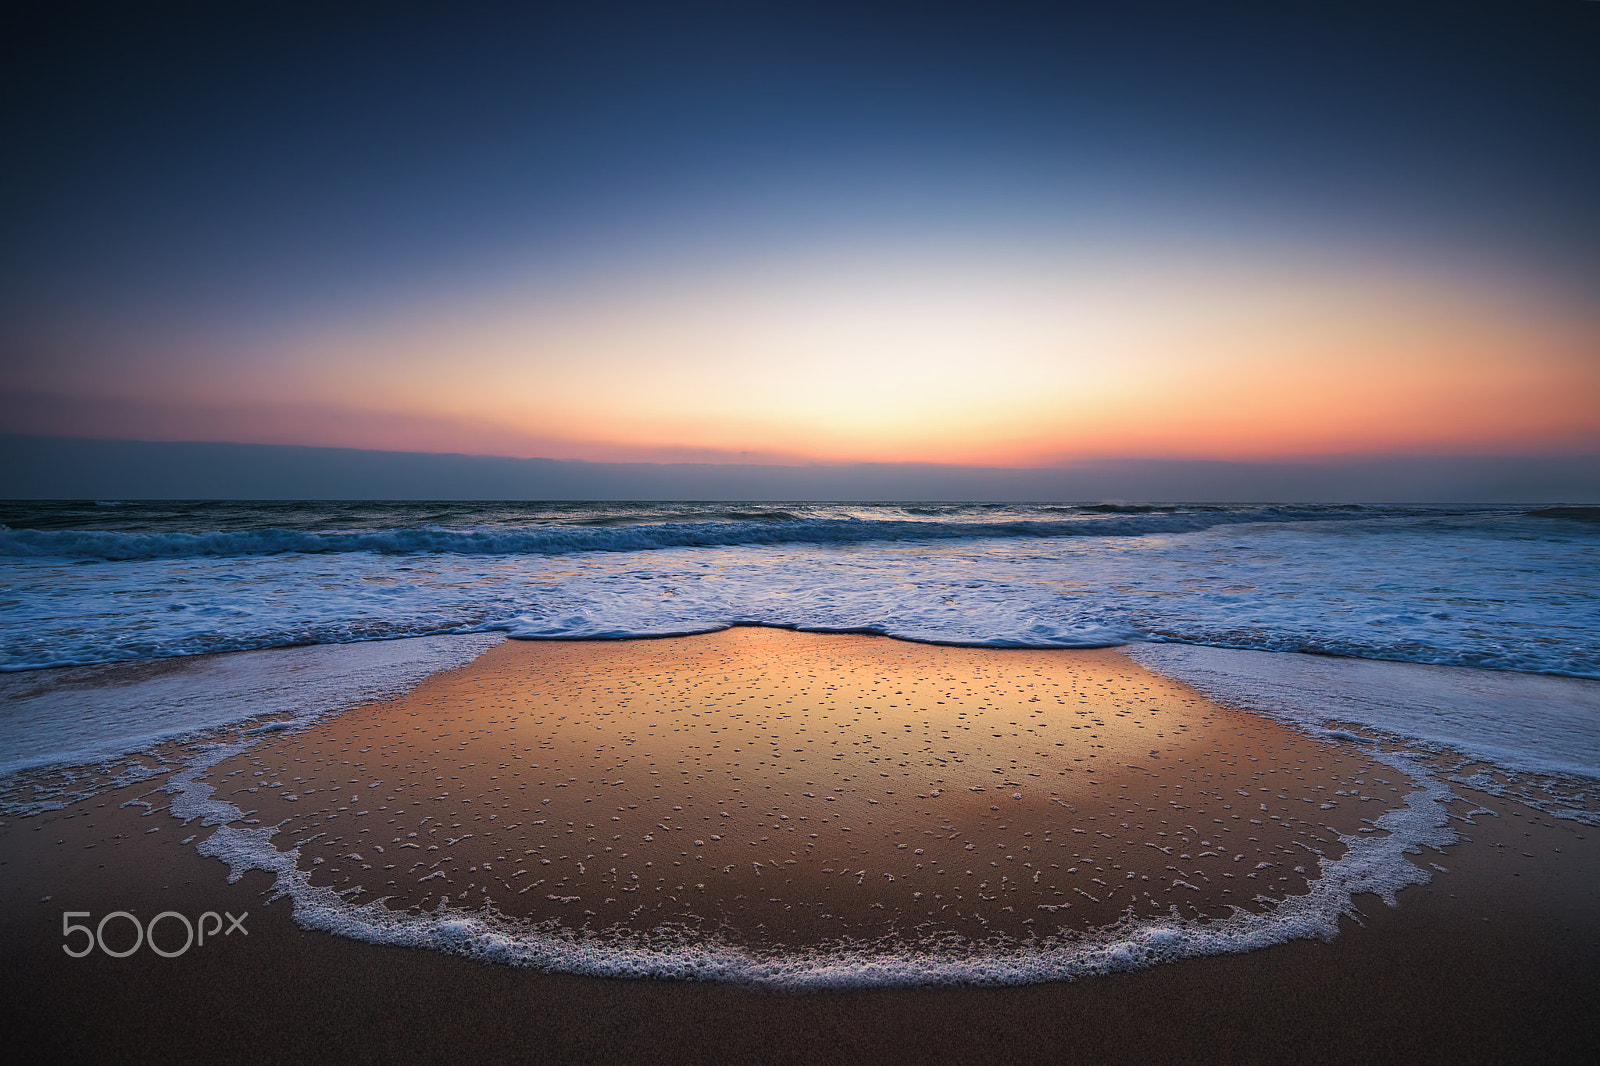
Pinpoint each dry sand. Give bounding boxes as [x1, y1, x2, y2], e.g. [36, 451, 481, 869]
[2, 629, 1597, 1063]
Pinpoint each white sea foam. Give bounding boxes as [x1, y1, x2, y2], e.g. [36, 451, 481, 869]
[0, 634, 503, 777]
[1125, 644, 1600, 780]
[4, 510, 1595, 680]
[183, 745, 1455, 988]
[20, 618, 1466, 987]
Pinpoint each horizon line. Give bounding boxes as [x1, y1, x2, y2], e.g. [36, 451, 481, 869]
[4, 434, 1597, 505]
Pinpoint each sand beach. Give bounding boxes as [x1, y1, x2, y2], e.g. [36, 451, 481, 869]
[3, 629, 1596, 1062]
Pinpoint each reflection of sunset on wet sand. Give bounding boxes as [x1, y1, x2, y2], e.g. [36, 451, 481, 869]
[220, 629, 1397, 949]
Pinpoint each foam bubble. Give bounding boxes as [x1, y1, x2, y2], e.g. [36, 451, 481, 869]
[183, 739, 1455, 988]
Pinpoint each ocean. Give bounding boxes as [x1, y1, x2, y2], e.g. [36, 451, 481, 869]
[2, 500, 1597, 778]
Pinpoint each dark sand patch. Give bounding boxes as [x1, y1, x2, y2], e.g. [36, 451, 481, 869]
[1, 769, 1594, 1064]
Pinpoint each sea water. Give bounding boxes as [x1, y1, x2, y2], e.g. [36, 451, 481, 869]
[2, 501, 1597, 775]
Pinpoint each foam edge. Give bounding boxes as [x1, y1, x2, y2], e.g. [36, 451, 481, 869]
[174, 749, 1454, 988]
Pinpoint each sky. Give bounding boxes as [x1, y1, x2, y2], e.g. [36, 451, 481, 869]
[2, 1, 1598, 474]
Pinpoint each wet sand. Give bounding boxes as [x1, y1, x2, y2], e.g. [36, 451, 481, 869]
[2, 629, 1597, 1062]
[215, 629, 1398, 950]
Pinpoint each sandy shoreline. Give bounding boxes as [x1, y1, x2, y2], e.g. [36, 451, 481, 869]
[2, 630, 1597, 1062]
[213, 630, 1404, 953]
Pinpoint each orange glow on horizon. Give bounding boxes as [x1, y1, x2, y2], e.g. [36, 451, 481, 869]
[10, 243, 1599, 465]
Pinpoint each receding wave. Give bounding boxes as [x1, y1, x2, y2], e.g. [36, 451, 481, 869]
[0, 506, 1372, 561]
[184, 743, 1456, 989]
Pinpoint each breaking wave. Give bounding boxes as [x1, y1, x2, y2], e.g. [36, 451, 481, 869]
[0, 505, 1411, 561]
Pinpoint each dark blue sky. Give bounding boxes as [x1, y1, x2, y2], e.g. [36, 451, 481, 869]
[6, 1, 1597, 322]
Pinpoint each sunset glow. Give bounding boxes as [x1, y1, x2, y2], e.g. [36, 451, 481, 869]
[3, 3, 1596, 480]
[9, 241, 1596, 465]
